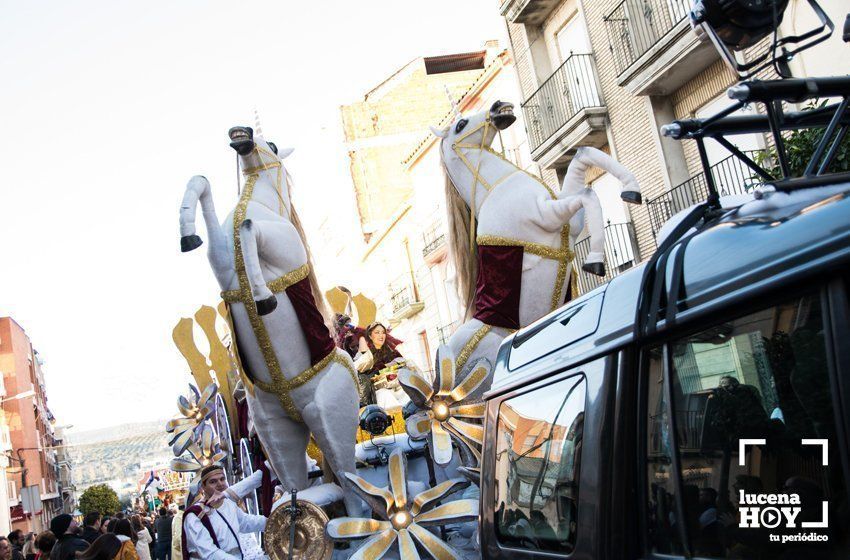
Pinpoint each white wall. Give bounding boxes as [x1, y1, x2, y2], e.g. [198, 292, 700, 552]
[782, 0, 850, 78]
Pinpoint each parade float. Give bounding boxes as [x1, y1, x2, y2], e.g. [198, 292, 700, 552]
[169, 101, 640, 558]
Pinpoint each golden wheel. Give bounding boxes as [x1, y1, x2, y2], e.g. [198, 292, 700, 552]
[266, 499, 332, 560]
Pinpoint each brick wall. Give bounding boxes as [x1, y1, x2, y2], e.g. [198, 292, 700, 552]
[341, 61, 486, 235]
[672, 59, 738, 176]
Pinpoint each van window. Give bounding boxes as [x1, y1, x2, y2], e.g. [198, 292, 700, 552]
[507, 293, 603, 372]
[494, 375, 586, 553]
[645, 293, 848, 558]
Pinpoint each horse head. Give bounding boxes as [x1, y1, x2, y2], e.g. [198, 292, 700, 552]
[228, 125, 296, 220]
[431, 99, 516, 155]
[431, 100, 516, 209]
[228, 125, 294, 172]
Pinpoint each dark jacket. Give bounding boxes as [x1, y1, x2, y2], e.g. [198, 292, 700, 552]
[80, 526, 100, 545]
[49, 534, 89, 560]
[155, 514, 173, 544]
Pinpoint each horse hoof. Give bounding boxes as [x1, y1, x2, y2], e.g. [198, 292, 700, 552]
[180, 235, 203, 252]
[621, 191, 642, 205]
[255, 295, 277, 316]
[582, 262, 606, 277]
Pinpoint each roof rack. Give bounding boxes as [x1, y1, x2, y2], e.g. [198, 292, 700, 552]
[662, 75, 850, 197]
[635, 0, 849, 342]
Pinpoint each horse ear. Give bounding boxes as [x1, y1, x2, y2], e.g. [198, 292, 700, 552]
[430, 126, 448, 138]
[279, 147, 294, 159]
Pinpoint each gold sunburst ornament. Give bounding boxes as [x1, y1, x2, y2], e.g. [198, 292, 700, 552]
[169, 423, 227, 476]
[399, 345, 490, 466]
[165, 383, 218, 456]
[326, 448, 477, 559]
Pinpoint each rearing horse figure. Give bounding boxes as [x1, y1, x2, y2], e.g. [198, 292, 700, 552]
[178, 125, 360, 515]
[401, 101, 641, 465]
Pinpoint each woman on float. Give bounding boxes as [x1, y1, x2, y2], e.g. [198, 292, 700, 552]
[353, 322, 409, 409]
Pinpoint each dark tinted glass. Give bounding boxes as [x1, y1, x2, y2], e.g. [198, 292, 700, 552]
[495, 375, 586, 553]
[647, 294, 848, 558]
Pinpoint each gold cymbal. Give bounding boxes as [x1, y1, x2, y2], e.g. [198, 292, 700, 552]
[266, 499, 332, 560]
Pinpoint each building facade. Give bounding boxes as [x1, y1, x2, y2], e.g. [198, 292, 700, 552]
[53, 425, 76, 515]
[0, 317, 62, 533]
[341, 44, 505, 240]
[498, 0, 850, 293]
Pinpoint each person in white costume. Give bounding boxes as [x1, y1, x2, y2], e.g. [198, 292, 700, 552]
[183, 464, 267, 560]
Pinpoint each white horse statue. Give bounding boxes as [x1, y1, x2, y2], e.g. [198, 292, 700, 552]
[401, 101, 641, 454]
[178, 124, 360, 515]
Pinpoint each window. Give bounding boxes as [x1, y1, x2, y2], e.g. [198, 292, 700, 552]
[507, 292, 603, 373]
[495, 375, 586, 553]
[555, 15, 599, 111]
[646, 293, 848, 558]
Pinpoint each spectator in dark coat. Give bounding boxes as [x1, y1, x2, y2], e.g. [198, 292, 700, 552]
[81, 513, 102, 545]
[48, 515, 88, 560]
[7, 530, 24, 560]
[153, 508, 172, 560]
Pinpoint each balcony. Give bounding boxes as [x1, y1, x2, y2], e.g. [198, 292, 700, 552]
[421, 220, 447, 264]
[646, 150, 766, 237]
[521, 54, 607, 169]
[603, 0, 718, 95]
[389, 279, 425, 323]
[500, 0, 561, 25]
[437, 321, 457, 345]
[573, 221, 641, 294]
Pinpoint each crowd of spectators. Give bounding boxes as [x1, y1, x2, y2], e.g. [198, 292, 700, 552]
[0, 506, 178, 560]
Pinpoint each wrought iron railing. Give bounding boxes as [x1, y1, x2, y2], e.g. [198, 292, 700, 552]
[646, 150, 766, 236]
[573, 221, 640, 294]
[422, 221, 447, 258]
[521, 53, 604, 152]
[437, 321, 457, 345]
[603, 0, 691, 76]
[389, 281, 414, 314]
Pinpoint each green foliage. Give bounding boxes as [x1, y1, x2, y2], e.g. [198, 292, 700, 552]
[756, 101, 850, 177]
[79, 484, 121, 516]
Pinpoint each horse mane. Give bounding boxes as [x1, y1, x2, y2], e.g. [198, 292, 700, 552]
[442, 150, 477, 321]
[286, 173, 334, 334]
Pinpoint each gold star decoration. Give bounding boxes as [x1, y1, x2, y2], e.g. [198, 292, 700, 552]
[169, 423, 227, 476]
[399, 345, 490, 467]
[165, 383, 218, 456]
[326, 447, 477, 559]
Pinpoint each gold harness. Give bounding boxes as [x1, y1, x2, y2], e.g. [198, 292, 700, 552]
[451, 116, 575, 312]
[226, 172, 356, 423]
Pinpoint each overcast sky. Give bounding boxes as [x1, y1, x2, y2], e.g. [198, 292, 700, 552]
[0, 0, 506, 432]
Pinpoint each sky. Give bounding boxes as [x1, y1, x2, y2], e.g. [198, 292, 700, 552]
[0, 0, 507, 432]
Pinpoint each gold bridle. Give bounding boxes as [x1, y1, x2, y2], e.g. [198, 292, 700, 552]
[240, 144, 290, 218]
[449, 115, 557, 251]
